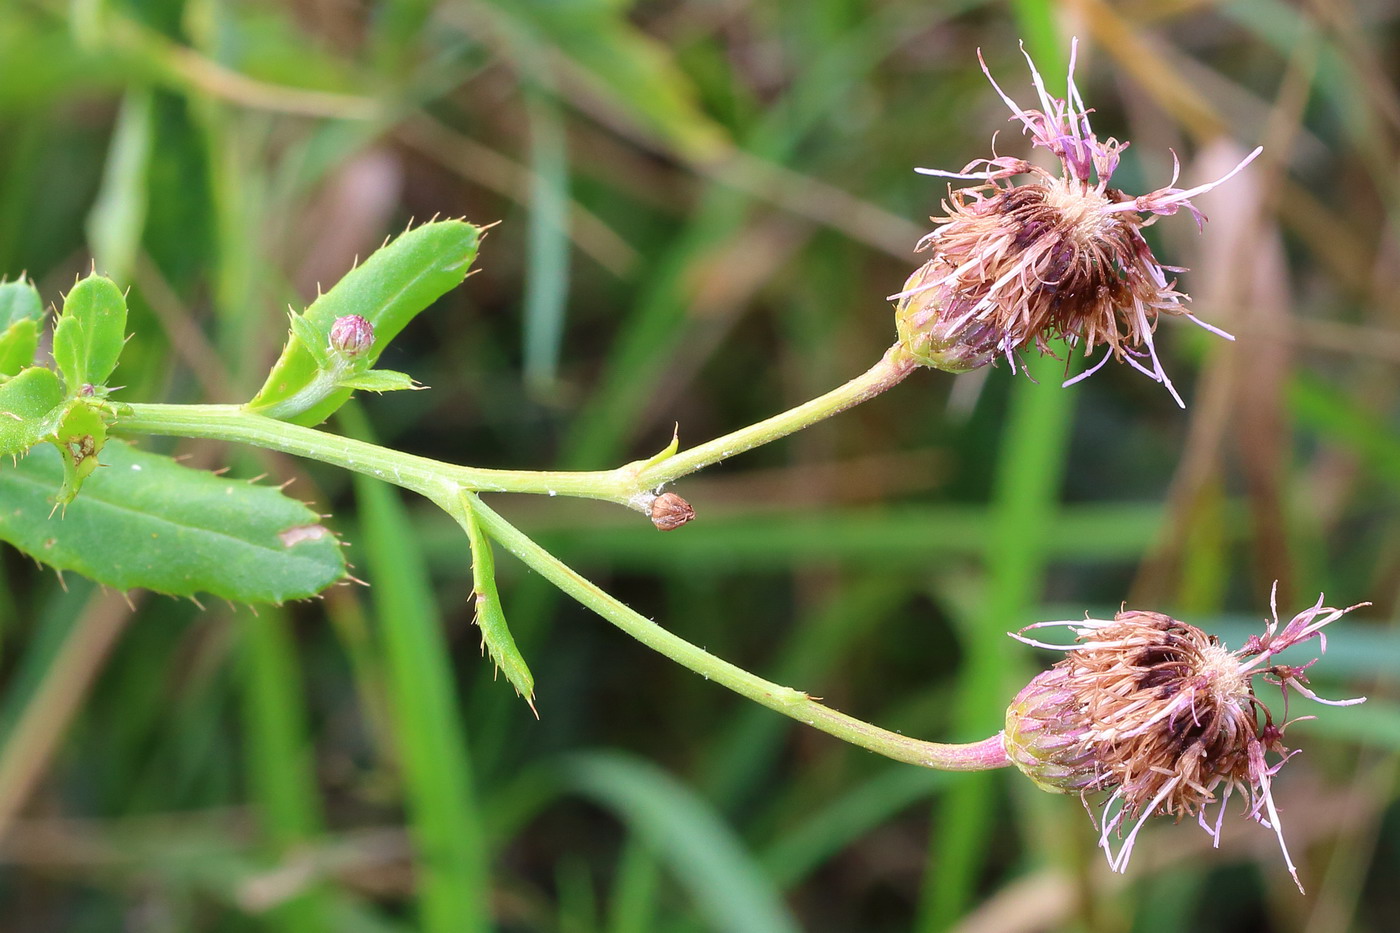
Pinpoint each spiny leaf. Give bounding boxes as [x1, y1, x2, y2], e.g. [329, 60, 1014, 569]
[52, 274, 128, 395]
[0, 278, 44, 329]
[0, 318, 40, 377]
[52, 401, 107, 504]
[462, 491, 535, 713]
[0, 440, 346, 603]
[337, 369, 418, 393]
[246, 219, 480, 425]
[0, 366, 65, 457]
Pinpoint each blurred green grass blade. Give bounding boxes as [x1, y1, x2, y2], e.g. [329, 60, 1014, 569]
[342, 405, 490, 933]
[556, 856, 601, 933]
[477, 1, 727, 161]
[86, 88, 153, 284]
[1289, 372, 1400, 488]
[239, 604, 331, 933]
[565, 751, 802, 933]
[530, 502, 1174, 569]
[555, 6, 920, 469]
[1012, 0, 1064, 70]
[606, 838, 662, 933]
[0, 578, 95, 742]
[920, 363, 1076, 929]
[1293, 700, 1400, 751]
[1133, 870, 1206, 933]
[522, 84, 571, 395]
[762, 766, 951, 888]
[701, 576, 908, 803]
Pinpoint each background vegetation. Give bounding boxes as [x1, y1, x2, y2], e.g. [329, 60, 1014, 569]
[1, 0, 1398, 930]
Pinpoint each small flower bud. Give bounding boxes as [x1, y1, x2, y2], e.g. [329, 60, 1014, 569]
[649, 492, 695, 531]
[329, 314, 374, 358]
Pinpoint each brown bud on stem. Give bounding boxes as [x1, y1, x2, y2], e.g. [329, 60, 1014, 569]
[649, 492, 695, 531]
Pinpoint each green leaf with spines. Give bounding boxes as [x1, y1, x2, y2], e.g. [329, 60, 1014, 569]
[246, 220, 480, 425]
[0, 278, 44, 329]
[0, 366, 66, 457]
[52, 274, 128, 395]
[337, 369, 418, 393]
[0, 319, 40, 377]
[0, 279, 46, 378]
[52, 401, 107, 504]
[462, 492, 535, 712]
[0, 440, 346, 603]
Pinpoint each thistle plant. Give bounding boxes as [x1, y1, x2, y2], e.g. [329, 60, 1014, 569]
[0, 45, 1364, 891]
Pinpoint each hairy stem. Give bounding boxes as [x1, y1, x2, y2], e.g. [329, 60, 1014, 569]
[624, 341, 918, 491]
[465, 492, 1009, 772]
[115, 341, 917, 511]
[114, 402, 622, 502]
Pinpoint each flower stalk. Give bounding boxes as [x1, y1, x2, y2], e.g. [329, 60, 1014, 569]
[462, 491, 1010, 772]
[115, 341, 918, 513]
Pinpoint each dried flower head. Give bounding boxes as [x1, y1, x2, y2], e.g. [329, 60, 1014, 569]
[1003, 587, 1367, 891]
[892, 40, 1261, 404]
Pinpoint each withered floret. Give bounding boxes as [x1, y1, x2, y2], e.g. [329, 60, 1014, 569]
[1004, 590, 1366, 892]
[893, 40, 1260, 405]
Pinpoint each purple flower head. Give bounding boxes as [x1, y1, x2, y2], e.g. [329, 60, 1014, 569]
[892, 40, 1262, 405]
[1004, 588, 1367, 892]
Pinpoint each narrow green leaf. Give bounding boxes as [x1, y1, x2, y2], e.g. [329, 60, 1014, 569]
[0, 440, 345, 602]
[0, 278, 44, 329]
[342, 403, 488, 933]
[521, 84, 570, 393]
[565, 752, 802, 933]
[0, 366, 65, 457]
[480, 3, 727, 161]
[86, 89, 154, 284]
[462, 492, 535, 712]
[338, 369, 418, 393]
[52, 274, 128, 394]
[246, 220, 480, 426]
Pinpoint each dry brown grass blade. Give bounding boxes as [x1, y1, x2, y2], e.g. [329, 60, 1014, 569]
[0, 590, 139, 840]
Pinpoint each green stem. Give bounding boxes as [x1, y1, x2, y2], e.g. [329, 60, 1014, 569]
[465, 492, 1008, 773]
[114, 342, 917, 511]
[625, 341, 918, 491]
[115, 402, 622, 502]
